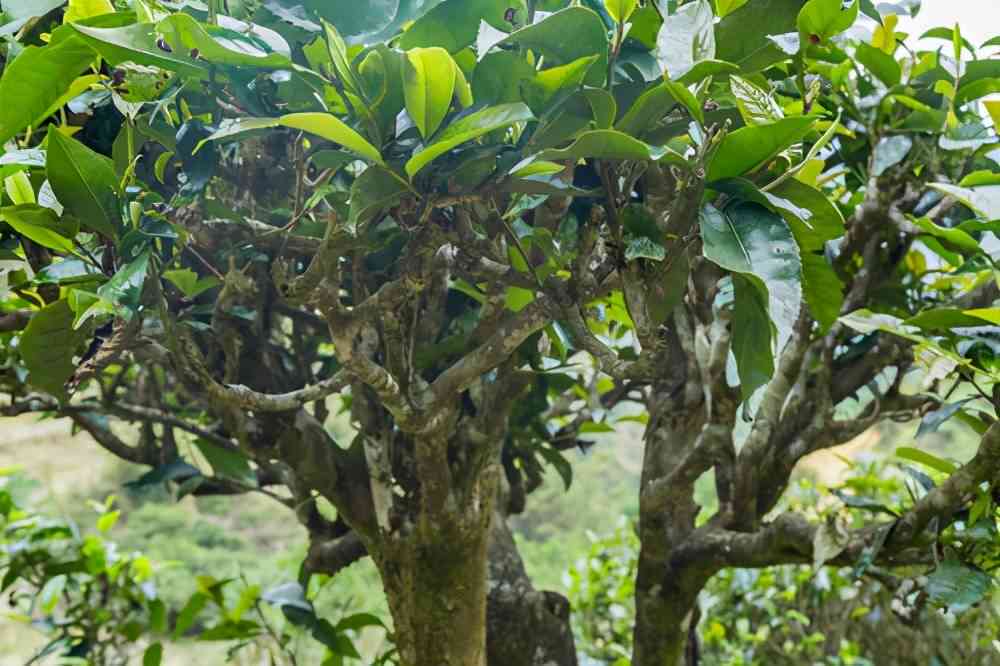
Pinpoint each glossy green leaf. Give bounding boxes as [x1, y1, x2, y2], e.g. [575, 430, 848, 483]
[872, 135, 912, 176]
[715, 0, 806, 72]
[605, 0, 638, 23]
[46, 127, 120, 238]
[798, 0, 859, 42]
[98, 249, 150, 316]
[926, 560, 992, 613]
[855, 42, 901, 87]
[398, 0, 524, 53]
[348, 166, 408, 229]
[205, 114, 383, 165]
[0, 36, 96, 144]
[155, 13, 290, 68]
[930, 183, 1000, 220]
[730, 76, 783, 125]
[19, 299, 92, 400]
[910, 216, 980, 254]
[194, 440, 256, 487]
[535, 129, 677, 163]
[732, 274, 774, 400]
[716, 0, 750, 17]
[524, 56, 600, 111]
[915, 400, 975, 439]
[707, 116, 815, 182]
[69, 22, 207, 78]
[64, 0, 113, 23]
[4, 171, 34, 205]
[769, 179, 845, 250]
[403, 47, 457, 139]
[801, 252, 843, 331]
[616, 81, 683, 137]
[896, 446, 959, 474]
[1, 205, 78, 253]
[406, 103, 534, 176]
[321, 20, 360, 94]
[496, 7, 609, 87]
[656, 0, 715, 80]
[163, 268, 219, 298]
[701, 202, 802, 355]
[280, 113, 383, 164]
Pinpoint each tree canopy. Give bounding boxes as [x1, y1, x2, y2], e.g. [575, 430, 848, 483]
[2, 0, 1000, 664]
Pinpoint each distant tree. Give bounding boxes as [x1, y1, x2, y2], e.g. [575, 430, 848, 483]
[2, 0, 1000, 664]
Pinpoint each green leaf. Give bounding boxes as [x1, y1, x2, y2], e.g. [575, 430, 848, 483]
[174, 592, 209, 638]
[624, 236, 666, 262]
[535, 129, 677, 162]
[69, 22, 207, 78]
[194, 440, 256, 487]
[616, 81, 685, 137]
[398, 0, 524, 53]
[524, 55, 600, 111]
[929, 183, 1000, 221]
[716, 0, 750, 17]
[797, 0, 859, 43]
[769, 179, 845, 250]
[262, 582, 314, 617]
[605, 0, 638, 23]
[732, 274, 774, 400]
[39, 574, 67, 614]
[537, 445, 573, 491]
[1, 204, 78, 253]
[406, 103, 534, 176]
[4, 171, 35, 205]
[348, 166, 408, 230]
[19, 299, 91, 400]
[280, 113, 383, 164]
[715, 0, 806, 72]
[855, 42, 901, 87]
[707, 116, 815, 181]
[96, 509, 120, 532]
[905, 308, 994, 330]
[64, 0, 114, 23]
[916, 399, 975, 439]
[46, 126, 119, 238]
[926, 559, 993, 613]
[911, 216, 980, 255]
[205, 114, 382, 165]
[895, 446, 958, 474]
[872, 135, 912, 177]
[98, 249, 150, 316]
[496, 7, 610, 87]
[163, 268, 219, 298]
[155, 13, 291, 69]
[403, 47, 457, 139]
[321, 20, 360, 94]
[0, 36, 96, 144]
[656, 0, 715, 80]
[801, 252, 843, 331]
[701, 202, 802, 354]
[143, 642, 163, 666]
[730, 76, 784, 126]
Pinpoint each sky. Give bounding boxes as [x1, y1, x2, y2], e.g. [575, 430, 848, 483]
[897, 0, 1000, 49]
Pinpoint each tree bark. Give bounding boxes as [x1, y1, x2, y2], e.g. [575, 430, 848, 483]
[376, 522, 490, 666]
[486, 514, 578, 666]
[632, 380, 714, 666]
